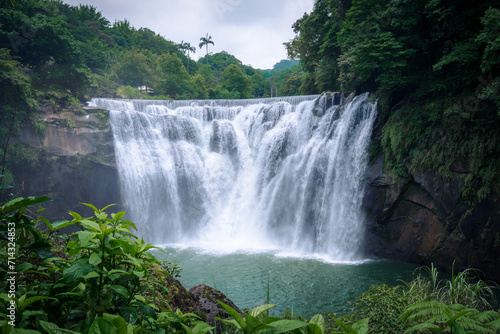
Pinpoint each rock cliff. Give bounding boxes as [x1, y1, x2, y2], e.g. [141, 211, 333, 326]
[363, 156, 500, 282]
[5, 104, 121, 220]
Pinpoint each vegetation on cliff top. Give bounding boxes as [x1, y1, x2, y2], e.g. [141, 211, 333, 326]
[286, 0, 500, 203]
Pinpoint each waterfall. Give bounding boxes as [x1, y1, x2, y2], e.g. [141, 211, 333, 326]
[89, 93, 377, 262]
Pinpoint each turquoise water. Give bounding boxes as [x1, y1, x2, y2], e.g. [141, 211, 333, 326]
[153, 247, 418, 318]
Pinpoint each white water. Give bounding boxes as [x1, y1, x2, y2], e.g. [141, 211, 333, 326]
[90, 94, 377, 262]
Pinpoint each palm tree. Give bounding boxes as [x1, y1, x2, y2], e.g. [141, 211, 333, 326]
[199, 33, 214, 65]
[178, 41, 196, 72]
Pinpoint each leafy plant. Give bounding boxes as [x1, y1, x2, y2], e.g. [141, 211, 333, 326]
[160, 259, 183, 279]
[402, 263, 497, 310]
[216, 300, 325, 334]
[0, 198, 209, 334]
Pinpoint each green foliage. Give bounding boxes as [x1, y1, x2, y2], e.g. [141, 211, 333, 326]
[287, 0, 500, 202]
[216, 300, 324, 334]
[160, 259, 183, 279]
[116, 85, 144, 99]
[401, 301, 500, 334]
[220, 64, 252, 99]
[332, 284, 413, 333]
[403, 264, 497, 311]
[280, 72, 304, 96]
[0, 197, 216, 333]
[272, 59, 300, 71]
[198, 33, 214, 65]
[332, 318, 369, 334]
[114, 50, 152, 88]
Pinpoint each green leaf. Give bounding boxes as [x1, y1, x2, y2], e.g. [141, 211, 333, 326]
[84, 271, 100, 279]
[132, 270, 145, 278]
[80, 203, 99, 212]
[88, 317, 118, 334]
[16, 262, 33, 273]
[216, 300, 246, 330]
[36, 250, 55, 259]
[309, 314, 325, 334]
[77, 231, 95, 246]
[102, 314, 130, 334]
[119, 306, 138, 325]
[1, 196, 51, 214]
[451, 322, 465, 334]
[120, 220, 137, 231]
[125, 255, 143, 268]
[51, 220, 75, 231]
[111, 285, 130, 298]
[38, 216, 54, 232]
[63, 260, 94, 283]
[95, 212, 108, 220]
[190, 322, 215, 334]
[248, 303, 278, 318]
[405, 323, 445, 333]
[307, 323, 323, 334]
[267, 319, 308, 333]
[89, 253, 102, 266]
[352, 318, 370, 334]
[333, 319, 357, 334]
[68, 211, 82, 220]
[245, 315, 265, 331]
[112, 211, 126, 222]
[99, 203, 117, 212]
[17, 295, 57, 311]
[39, 320, 81, 333]
[80, 220, 100, 231]
[111, 239, 136, 256]
[217, 318, 242, 331]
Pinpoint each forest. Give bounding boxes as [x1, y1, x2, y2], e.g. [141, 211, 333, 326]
[285, 0, 500, 204]
[0, 0, 303, 158]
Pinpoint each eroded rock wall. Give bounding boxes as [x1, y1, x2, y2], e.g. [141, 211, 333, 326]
[5, 105, 121, 220]
[363, 156, 500, 282]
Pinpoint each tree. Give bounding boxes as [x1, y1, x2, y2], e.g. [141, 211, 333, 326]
[280, 72, 303, 96]
[219, 64, 251, 99]
[199, 33, 214, 64]
[156, 53, 193, 99]
[114, 49, 151, 88]
[178, 40, 196, 73]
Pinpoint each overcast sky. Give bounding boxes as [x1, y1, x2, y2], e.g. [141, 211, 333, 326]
[62, 0, 314, 69]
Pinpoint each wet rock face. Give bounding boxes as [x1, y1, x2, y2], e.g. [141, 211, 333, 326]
[4, 106, 121, 220]
[363, 155, 500, 282]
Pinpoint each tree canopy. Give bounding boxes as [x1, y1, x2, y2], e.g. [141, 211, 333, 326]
[286, 0, 500, 202]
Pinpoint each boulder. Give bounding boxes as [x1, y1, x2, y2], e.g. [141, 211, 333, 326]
[189, 284, 242, 333]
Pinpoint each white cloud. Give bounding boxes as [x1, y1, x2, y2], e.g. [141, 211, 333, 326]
[62, 0, 313, 69]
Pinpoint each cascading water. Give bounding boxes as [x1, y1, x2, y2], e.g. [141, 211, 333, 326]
[89, 93, 377, 262]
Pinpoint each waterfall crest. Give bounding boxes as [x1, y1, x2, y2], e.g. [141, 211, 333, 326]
[90, 94, 377, 261]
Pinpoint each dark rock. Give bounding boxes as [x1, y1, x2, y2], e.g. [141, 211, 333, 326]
[189, 284, 242, 333]
[164, 277, 198, 313]
[362, 155, 500, 282]
[2, 106, 121, 221]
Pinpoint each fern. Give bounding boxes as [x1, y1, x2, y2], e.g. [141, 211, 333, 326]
[401, 300, 500, 334]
